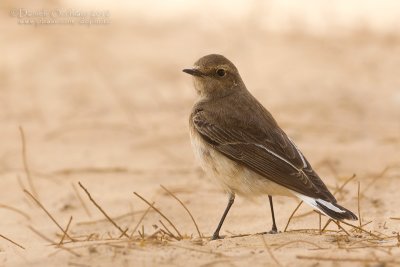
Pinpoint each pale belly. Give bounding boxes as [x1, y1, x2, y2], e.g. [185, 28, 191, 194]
[189, 126, 293, 198]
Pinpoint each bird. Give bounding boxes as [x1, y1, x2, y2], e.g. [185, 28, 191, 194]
[183, 54, 358, 240]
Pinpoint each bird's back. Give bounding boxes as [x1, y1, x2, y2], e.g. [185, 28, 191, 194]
[192, 89, 337, 203]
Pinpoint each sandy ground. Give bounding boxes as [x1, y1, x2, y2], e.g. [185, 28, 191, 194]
[1, 3, 400, 267]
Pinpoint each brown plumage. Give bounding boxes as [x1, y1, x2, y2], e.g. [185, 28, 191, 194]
[184, 54, 357, 240]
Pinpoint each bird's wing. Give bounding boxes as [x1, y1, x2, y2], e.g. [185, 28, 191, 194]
[192, 109, 336, 202]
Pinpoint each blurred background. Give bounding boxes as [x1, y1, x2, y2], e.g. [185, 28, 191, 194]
[0, 1, 400, 265]
[0, 0, 399, 174]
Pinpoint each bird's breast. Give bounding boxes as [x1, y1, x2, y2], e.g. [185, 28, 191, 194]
[189, 121, 293, 198]
[189, 125, 214, 172]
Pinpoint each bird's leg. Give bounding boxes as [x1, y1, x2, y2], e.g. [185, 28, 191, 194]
[212, 193, 235, 240]
[268, 195, 278, 234]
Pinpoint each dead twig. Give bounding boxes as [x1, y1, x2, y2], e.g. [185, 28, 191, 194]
[284, 201, 303, 232]
[0, 204, 31, 220]
[71, 183, 91, 218]
[318, 212, 322, 235]
[47, 166, 194, 177]
[275, 239, 324, 250]
[78, 209, 149, 226]
[357, 181, 362, 227]
[159, 220, 178, 240]
[68, 262, 90, 267]
[0, 234, 25, 249]
[362, 164, 400, 194]
[133, 192, 182, 240]
[358, 220, 373, 229]
[297, 255, 400, 264]
[118, 228, 129, 239]
[160, 185, 202, 238]
[169, 244, 224, 256]
[340, 220, 381, 239]
[321, 219, 332, 232]
[28, 226, 81, 257]
[333, 174, 357, 196]
[332, 220, 350, 236]
[24, 190, 75, 241]
[28, 225, 54, 243]
[315, 159, 339, 177]
[130, 204, 153, 238]
[78, 182, 129, 238]
[58, 216, 73, 245]
[19, 126, 39, 200]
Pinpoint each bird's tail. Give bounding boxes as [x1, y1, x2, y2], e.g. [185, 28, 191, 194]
[293, 193, 358, 221]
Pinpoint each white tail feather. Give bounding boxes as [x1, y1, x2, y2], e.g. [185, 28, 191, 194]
[292, 193, 345, 217]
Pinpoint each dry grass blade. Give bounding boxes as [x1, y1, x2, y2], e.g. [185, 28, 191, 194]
[275, 239, 324, 250]
[71, 183, 91, 218]
[0, 233, 25, 249]
[78, 209, 149, 226]
[357, 181, 362, 227]
[358, 220, 372, 228]
[52, 167, 129, 176]
[347, 244, 398, 251]
[78, 182, 129, 238]
[389, 217, 400, 220]
[340, 220, 381, 239]
[47, 166, 194, 176]
[285, 229, 336, 234]
[261, 236, 282, 267]
[148, 228, 163, 239]
[28, 226, 81, 257]
[160, 185, 202, 238]
[133, 192, 182, 240]
[17, 175, 34, 209]
[284, 201, 303, 232]
[159, 220, 178, 240]
[68, 262, 90, 267]
[315, 159, 339, 177]
[58, 216, 73, 245]
[118, 228, 129, 239]
[362, 164, 400, 194]
[28, 225, 54, 243]
[130, 204, 153, 238]
[318, 212, 322, 234]
[169, 244, 224, 256]
[0, 203, 31, 220]
[321, 219, 332, 232]
[332, 220, 350, 236]
[138, 226, 144, 240]
[297, 255, 400, 264]
[332, 174, 357, 196]
[19, 126, 39, 200]
[16, 175, 27, 192]
[24, 190, 75, 241]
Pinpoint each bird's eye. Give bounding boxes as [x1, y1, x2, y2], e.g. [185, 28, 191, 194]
[216, 69, 226, 77]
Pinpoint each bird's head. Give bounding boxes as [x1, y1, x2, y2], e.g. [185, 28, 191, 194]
[183, 54, 244, 98]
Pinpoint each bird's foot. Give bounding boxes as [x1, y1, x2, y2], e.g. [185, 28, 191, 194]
[211, 233, 223, 240]
[268, 229, 278, 234]
[268, 225, 278, 234]
[258, 228, 279, 235]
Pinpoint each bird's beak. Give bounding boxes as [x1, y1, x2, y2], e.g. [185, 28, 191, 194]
[182, 68, 204, 77]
